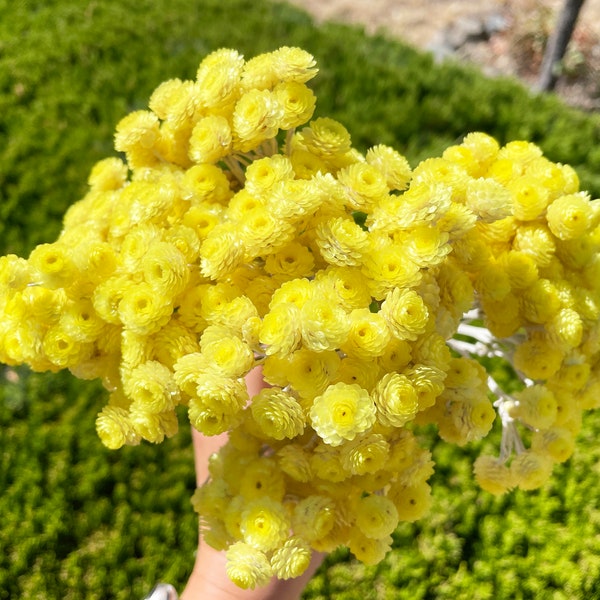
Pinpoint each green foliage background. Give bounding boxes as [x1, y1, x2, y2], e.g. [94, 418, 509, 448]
[1, 1, 600, 598]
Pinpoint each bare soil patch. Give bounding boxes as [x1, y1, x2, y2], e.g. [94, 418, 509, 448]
[284, 0, 600, 111]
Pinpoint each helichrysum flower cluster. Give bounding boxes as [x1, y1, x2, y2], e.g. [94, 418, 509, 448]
[2, 46, 600, 588]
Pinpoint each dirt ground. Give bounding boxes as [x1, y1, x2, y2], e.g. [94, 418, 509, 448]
[284, 0, 600, 110]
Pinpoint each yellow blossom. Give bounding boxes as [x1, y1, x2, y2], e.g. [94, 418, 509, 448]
[270, 536, 312, 580]
[250, 387, 305, 440]
[310, 382, 376, 446]
[188, 115, 232, 164]
[473, 455, 515, 495]
[226, 542, 273, 590]
[380, 288, 429, 341]
[300, 117, 351, 158]
[315, 216, 369, 267]
[341, 308, 391, 359]
[372, 372, 418, 427]
[546, 193, 593, 240]
[232, 89, 283, 152]
[365, 144, 412, 191]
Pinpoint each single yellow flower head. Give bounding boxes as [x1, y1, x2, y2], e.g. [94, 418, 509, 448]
[232, 89, 283, 152]
[28, 242, 75, 289]
[365, 144, 412, 191]
[381, 288, 429, 342]
[348, 530, 392, 566]
[88, 156, 128, 191]
[264, 242, 315, 279]
[118, 282, 172, 335]
[200, 228, 245, 279]
[183, 163, 232, 205]
[546, 193, 593, 241]
[310, 382, 376, 446]
[276, 444, 313, 482]
[341, 308, 391, 360]
[239, 456, 286, 502]
[315, 216, 369, 267]
[400, 225, 451, 268]
[301, 117, 351, 158]
[196, 48, 244, 108]
[273, 81, 316, 130]
[300, 295, 350, 352]
[284, 348, 340, 399]
[546, 307, 583, 351]
[531, 426, 575, 464]
[509, 174, 550, 221]
[372, 372, 418, 428]
[466, 177, 513, 222]
[316, 266, 372, 310]
[513, 224, 556, 268]
[245, 154, 294, 196]
[95, 405, 140, 449]
[271, 46, 318, 83]
[270, 536, 312, 580]
[355, 494, 398, 539]
[114, 110, 161, 169]
[260, 302, 302, 357]
[250, 387, 305, 440]
[225, 542, 273, 590]
[513, 332, 564, 381]
[461, 132, 500, 172]
[188, 115, 232, 164]
[388, 481, 432, 522]
[520, 278, 561, 325]
[362, 237, 421, 299]
[339, 432, 389, 475]
[292, 495, 336, 542]
[473, 455, 515, 495]
[129, 402, 179, 443]
[124, 360, 180, 413]
[510, 449, 553, 491]
[240, 497, 290, 552]
[337, 162, 388, 211]
[201, 334, 255, 378]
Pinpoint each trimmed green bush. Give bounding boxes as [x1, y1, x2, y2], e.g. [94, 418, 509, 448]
[2, 1, 600, 598]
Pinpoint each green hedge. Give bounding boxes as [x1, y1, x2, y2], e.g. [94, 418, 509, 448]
[2, 0, 600, 598]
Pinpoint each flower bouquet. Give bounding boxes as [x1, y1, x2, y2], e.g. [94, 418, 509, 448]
[1, 46, 599, 589]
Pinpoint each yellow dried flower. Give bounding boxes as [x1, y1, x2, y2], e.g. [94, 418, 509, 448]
[339, 432, 389, 475]
[95, 405, 140, 450]
[196, 48, 244, 108]
[510, 449, 553, 491]
[188, 115, 232, 164]
[241, 497, 289, 552]
[466, 177, 513, 222]
[226, 542, 273, 590]
[355, 494, 398, 539]
[232, 89, 283, 152]
[372, 372, 418, 428]
[315, 216, 369, 267]
[341, 308, 391, 360]
[473, 455, 515, 495]
[365, 144, 412, 191]
[546, 193, 593, 241]
[271, 46, 318, 83]
[300, 295, 350, 352]
[273, 81, 316, 130]
[300, 117, 351, 158]
[270, 536, 312, 580]
[380, 288, 429, 342]
[337, 162, 388, 211]
[250, 387, 305, 440]
[310, 382, 376, 446]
